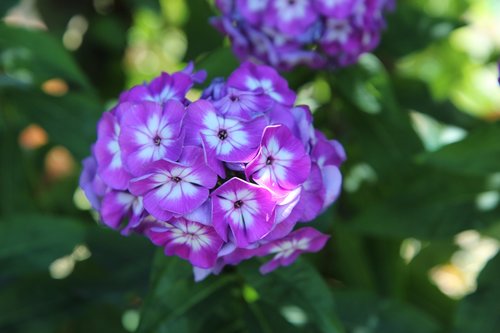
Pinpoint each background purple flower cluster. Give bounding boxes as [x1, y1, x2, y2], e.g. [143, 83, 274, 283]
[212, 0, 395, 71]
[80, 62, 345, 280]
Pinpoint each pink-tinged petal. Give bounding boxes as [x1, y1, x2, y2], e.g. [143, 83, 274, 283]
[236, 0, 269, 25]
[193, 259, 226, 281]
[290, 105, 315, 147]
[151, 218, 224, 268]
[120, 71, 194, 104]
[246, 125, 311, 194]
[259, 258, 281, 274]
[145, 221, 174, 246]
[145, 205, 174, 222]
[226, 162, 245, 172]
[119, 101, 184, 175]
[263, 213, 299, 241]
[201, 137, 226, 178]
[321, 165, 342, 209]
[258, 227, 329, 274]
[213, 88, 273, 120]
[145, 178, 209, 216]
[184, 99, 218, 146]
[121, 196, 146, 235]
[212, 178, 276, 247]
[297, 164, 325, 221]
[202, 77, 228, 101]
[227, 62, 296, 106]
[187, 99, 266, 163]
[129, 156, 216, 218]
[266, 0, 317, 36]
[222, 246, 260, 266]
[101, 191, 135, 229]
[184, 199, 213, 226]
[119, 85, 149, 104]
[267, 104, 296, 130]
[313, 0, 355, 19]
[80, 154, 107, 210]
[181, 62, 207, 84]
[312, 130, 346, 167]
[280, 251, 302, 267]
[94, 112, 131, 190]
[178, 146, 207, 167]
[180, 144, 225, 180]
[274, 187, 301, 222]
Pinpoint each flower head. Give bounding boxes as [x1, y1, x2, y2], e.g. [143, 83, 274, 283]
[212, 0, 394, 70]
[80, 62, 345, 279]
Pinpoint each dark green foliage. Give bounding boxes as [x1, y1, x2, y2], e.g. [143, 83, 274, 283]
[453, 254, 500, 333]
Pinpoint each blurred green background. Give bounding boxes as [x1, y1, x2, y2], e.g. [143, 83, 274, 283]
[1, 0, 500, 332]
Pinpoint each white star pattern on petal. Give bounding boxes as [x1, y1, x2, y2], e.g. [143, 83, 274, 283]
[271, 237, 310, 259]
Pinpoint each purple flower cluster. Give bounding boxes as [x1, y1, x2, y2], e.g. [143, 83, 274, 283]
[212, 0, 394, 71]
[80, 62, 345, 280]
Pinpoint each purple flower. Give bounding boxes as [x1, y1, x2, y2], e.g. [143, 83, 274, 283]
[258, 227, 330, 274]
[147, 218, 224, 268]
[185, 100, 266, 163]
[246, 125, 311, 195]
[237, 0, 268, 25]
[129, 147, 217, 220]
[81, 62, 345, 279]
[80, 153, 107, 210]
[119, 101, 184, 176]
[212, 177, 276, 247]
[201, 77, 227, 101]
[266, 0, 317, 36]
[212, 0, 394, 70]
[119, 63, 205, 105]
[311, 131, 346, 209]
[213, 88, 273, 121]
[227, 61, 296, 107]
[94, 112, 131, 190]
[314, 0, 355, 19]
[100, 190, 144, 235]
[295, 164, 326, 221]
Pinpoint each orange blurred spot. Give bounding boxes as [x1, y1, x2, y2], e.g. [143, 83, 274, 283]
[19, 124, 48, 149]
[483, 111, 500, 121]
[45, 146, 75, 180]
[42, 78, 69, 96]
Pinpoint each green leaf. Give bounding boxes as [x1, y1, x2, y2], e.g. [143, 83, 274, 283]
[346, 166, 496, 239]
[335, 290, 441, 333]
[196, 47, 239, 86]
[137, 252, 241, 333]
[0, 214, 86, 276]
[453, 253, 500, 333]
[4, 89, 101, 160]
[243, 301, 302, 333]
[393, 77, 484, 131]
[326, 54, 423, 178]
[183, 0, 223, 60]
[239, 259, 345, 333]
[419, 123, 500, 176]
[405, 240, 459, 330]
[0, 0, 18, 18]
[0, 222, 151, 333]
[0, 23, 94, 91]
[378, 3, 463, 58]
[0, 123, 35, 216]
